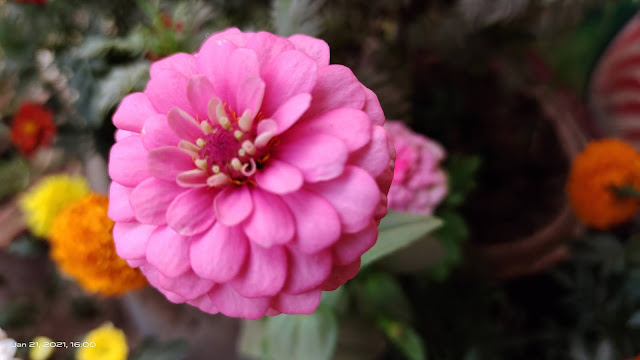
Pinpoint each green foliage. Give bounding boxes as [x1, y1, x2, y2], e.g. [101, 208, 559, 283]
[0, 299, 37, 329]
[0, 156, 29, 201]
[238, 308, 339, 360]
[362, 212, 442, 267]
[378, 318, 427, 360]
[7, 235, 48, 258]
[271, 0, 326, 36]
[129, 337, 189, 360]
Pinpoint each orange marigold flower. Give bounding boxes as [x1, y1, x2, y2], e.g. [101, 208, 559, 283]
[49, 194, 146, 296]
[567, 138, 640, 229]
[10, 103, 56, 156]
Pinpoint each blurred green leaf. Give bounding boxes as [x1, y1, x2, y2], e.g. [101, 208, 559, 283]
[362, 212, 442, 267]
[428, 210, 468, 281]
[0, 156, 30, 201]
[7, 235, 48, 258]
[0, 299, 37, 329]
[129, 337, 188, 360]
[442, 154, 481, 208]
[353, 272, 412, 323]
[237, 319, 267, 359]
[265, 308, 338, 360]
[378, 318, 426, 360]
[271, 0, 326, 36]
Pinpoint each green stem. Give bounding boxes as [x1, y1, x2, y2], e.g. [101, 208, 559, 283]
[611, 185, 640, 200]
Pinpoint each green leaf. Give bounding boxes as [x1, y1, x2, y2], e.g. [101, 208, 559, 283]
[7, 235, 48, 258]
[378, 319, 426, 360]
[237, 319, 267, 359]
[271, 0, 326, 36]
[0, 299, 37, 329]
[128, 337, 188, 360]
[0, 156, 30, 201]
[361, 211, 442, 267]
[265, 308, 338, 360]
[442, 154, 481, 208]
[353, 272, 412, 323]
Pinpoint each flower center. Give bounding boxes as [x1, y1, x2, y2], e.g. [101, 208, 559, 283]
[176, 100, 277, 188]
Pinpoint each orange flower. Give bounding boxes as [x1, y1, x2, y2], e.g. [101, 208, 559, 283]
[49, 194, 146, 296]
[567, 139, 640, 229]
[10, 103, 55, 156]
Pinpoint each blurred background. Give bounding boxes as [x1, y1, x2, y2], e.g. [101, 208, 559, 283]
[2, 0, 640, 359]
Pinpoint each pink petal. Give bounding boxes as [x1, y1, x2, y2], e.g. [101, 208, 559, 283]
[281, 188, 341, 254]
[115, 129, 136, 141]
[113, 92, 156, 132]
[145, 226, 191, 278]
[277, 133, 347, 182]
[295, 108, 372, 151]
[261, 50, 318, 117]
[197, 39, 237, 98]
[271, 93, 312, 135]
[246, 31, 295, 68]
[150, 53, 198, 79]
[204, 27, 249, 47]
[332, 221, 377, 265]
[308, 166, 379, 233]
[305, 65, 366, 119]
[187, 294, 220, 315]
[254, 159, 304, 195]
[130, 178, 183, 225]
[167, 107, 203, 142]
[362, 86, 385, 126]
[156, 270, 215, 300]
[214, 186, 253, 226]
[187, 75, 217, 119]
[288, 34, 330, 66]
[112, 222, 155, 261]
[161, 289, 187, 304]
[236, 76, 265, 117]
[166, 187, 217, 236]
[283, 247, 332, 295]
[243, 188, 295, 247]
[146, 54, 197, 115]
[272, 290, 322, 314]
[225, 48, 261, 113]
[108, 135, 149, 188]
[321, 259, 361, 291]
[190, 222, 249, 282]
[208, 284, 270, 320]
[147, 146, 194, 182]
[230, 242, 287, 298]
[142, 114, 180, 150]
[348, 125, 391, 179]
[108, 182, 135, 222]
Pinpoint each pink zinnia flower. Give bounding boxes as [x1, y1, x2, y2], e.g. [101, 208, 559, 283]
[108, 28, 393, 319]
[385, 121, 447, 215]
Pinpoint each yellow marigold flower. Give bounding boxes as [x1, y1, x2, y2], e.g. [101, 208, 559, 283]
[567, 138, 640, 229]
[29, 336, 54, 360]
[49, 194, 147, 296]
[76, 323, 128, 360]
[19, 174, 90, 238]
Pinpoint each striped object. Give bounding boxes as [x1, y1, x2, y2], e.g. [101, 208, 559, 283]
[591, 13, 640, 146]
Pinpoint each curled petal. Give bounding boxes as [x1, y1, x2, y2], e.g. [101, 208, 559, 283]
[254, 160, 304, 195]
[166, 188, 217, 236]
[113, 93, 156, 132]
[243, 188, 295, 247]
[109, 135, 149, 187]
[283, 247, 332, 295]
[288, 34, 330, 66]
[145, 226, 191, 278]
[156, 271, 215, 300]
[305, 65, 366, 119]
[209, 284, 270, 320]
[142, 114, 180, 150]
[108, 182, 134, 222]
[147, 146, 195, 182]
[321, 259, 361, 291]
[277, 133, 348, 183]
[308, 166, 379, 233]
[214, 186, 253, 226]
[113, 222, 155, 261]
[230, 242, 287, 298]
[130, 178, 183, 225]
[272, 290, 322, 315]
[332, 221, 377, 265]
[190, 222, 249, 282]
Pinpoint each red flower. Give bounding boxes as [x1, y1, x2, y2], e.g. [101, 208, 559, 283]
[10, 103, 56, 155]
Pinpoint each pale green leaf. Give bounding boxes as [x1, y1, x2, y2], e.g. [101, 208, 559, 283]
[265, 309, 338, 360]
[361, 211, 442, 267]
